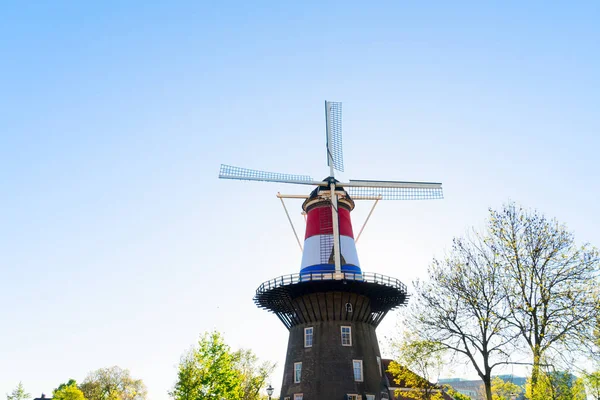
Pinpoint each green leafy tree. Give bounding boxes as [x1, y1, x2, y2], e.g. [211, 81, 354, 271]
[584, 371, 600, 400]
[171, 331, 275, 400]
[571, 377, 587, 400]
[490, 377, 522, 400]
[388, 336, 445, 400]
[53, 380, 86, 400]
[171, 331, 244, 400]
[525, 371, 585, 400]
[489, 203, 599, 394]
[80, 366, 146, 400]
[6, 383, 30, 400]
[55, 380, 77, 393]
[401, 229, 515, 400]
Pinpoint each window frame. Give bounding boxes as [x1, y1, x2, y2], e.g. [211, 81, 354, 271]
[352, 359, 364, 382]
[366, 395, 375, 400]
[304, 327, 313, 348]
[341, 325, 352, 346]
[345, 302, 353, 313]
[294, 362, 302, 383]
[293, 394, 303, 400]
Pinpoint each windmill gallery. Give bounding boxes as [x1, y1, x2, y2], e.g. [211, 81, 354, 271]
[219, 101, 444, 400]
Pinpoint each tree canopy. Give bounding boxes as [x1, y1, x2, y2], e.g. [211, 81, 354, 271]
[80, 366, 146, 400]
[399, 202, 599, 400]
[440, 385, 471, 400]
[171, 331, 275, 400]
[53, 380, 86, 400]
[402, 228, 515, 400]
[234, 348, 276, 400]
[388, 335, 446, 400]
[525, 370, 586, 400]
[584, 371, 600, 400]
[490, 377, 522, 400]
[489, 204, 599, 391]
[6, 383, 30, 400]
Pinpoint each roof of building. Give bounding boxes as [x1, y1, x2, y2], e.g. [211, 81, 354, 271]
[383, 359, 456, 400]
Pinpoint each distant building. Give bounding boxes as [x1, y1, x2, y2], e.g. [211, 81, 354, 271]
[438, 379, 482, 399]
[439, 375, 527, 400]
[33, 394, 52, 400]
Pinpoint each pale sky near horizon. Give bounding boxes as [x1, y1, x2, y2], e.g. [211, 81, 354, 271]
[1, 1, 599, 399]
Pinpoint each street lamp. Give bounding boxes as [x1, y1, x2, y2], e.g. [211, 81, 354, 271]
[266, 384, 274, 400]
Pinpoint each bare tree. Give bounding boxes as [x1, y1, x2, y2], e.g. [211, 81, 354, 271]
[403, 231, 516, 400]
[488, 203, 599, 396]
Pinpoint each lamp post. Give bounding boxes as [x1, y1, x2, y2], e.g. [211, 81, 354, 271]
[266, 384, 274, 400]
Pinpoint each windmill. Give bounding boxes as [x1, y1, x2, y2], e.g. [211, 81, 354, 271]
[219, 101, 443, 277]
[219, 101, 443, 400]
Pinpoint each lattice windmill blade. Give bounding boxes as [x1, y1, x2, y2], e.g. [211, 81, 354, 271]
[219, 164, 324, 186]
[343, 179, 444, 200]
[325, 101, 344, 173]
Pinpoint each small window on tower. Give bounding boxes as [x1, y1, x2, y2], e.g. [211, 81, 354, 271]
[345, 302, 353, 313]
[294, 362, 302, 383]
[366, 395, 375, 400]
[341, 326, 352, 346]
[294, 394, 303, 400]
[353, 359, 363, 382]
[304, 327, 313, 348]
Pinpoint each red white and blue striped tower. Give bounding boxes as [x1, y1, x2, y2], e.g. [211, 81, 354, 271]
[219, 101, 443, 399]
[300, 181, 360, 276]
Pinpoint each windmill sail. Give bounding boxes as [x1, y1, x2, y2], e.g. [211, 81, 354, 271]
[345, 179, 443, 200]
[219, 164, 320, 185]
[325, 101, 344, 173]
[219, 100, 444, 281]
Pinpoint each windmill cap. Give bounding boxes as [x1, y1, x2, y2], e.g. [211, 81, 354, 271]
[302, 177, 355, 212]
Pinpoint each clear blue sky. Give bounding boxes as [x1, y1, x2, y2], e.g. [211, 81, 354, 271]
[1, 1, 599, 399]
